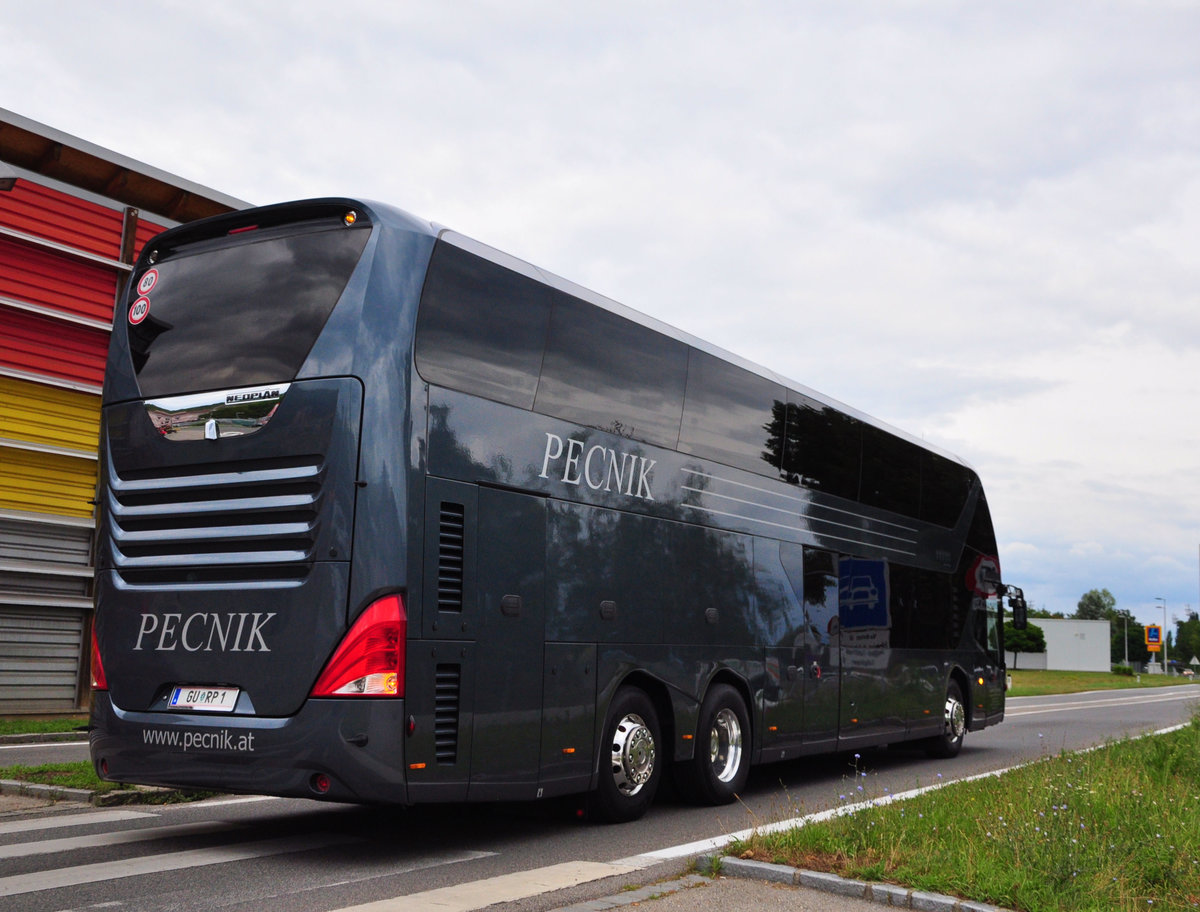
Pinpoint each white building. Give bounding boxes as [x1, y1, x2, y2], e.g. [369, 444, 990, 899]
[1007, 618, 1110, 672]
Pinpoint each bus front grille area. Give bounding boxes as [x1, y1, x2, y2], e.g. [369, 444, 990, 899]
[105, 455, 324, 587]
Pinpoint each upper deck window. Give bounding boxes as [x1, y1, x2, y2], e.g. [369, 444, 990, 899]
[128, 223, 369, 398]
[782, 392, 862, 501]
[533, 291, 687, 448]
[921, 452, 974, 528]
[860, 425, 922, 516]
[415, 243, 551, 409]
[679, 350, 784, 475]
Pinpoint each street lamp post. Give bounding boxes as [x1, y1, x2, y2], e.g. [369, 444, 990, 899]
[1155, 596, 1168, 674]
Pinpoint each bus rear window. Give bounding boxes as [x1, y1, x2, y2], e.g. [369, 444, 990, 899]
[127, 224, 369, 398]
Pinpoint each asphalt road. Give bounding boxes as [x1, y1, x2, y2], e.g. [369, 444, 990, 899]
[1, 685, 1196, 912]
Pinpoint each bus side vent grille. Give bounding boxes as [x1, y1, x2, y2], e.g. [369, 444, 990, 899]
[436, 502, 465, 612]
[434, 663, 460, 764]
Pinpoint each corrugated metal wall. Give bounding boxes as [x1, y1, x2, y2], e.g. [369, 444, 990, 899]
[0, 174, 166, 713]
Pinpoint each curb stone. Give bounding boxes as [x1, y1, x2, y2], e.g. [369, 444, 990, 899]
[0, 779, 191, 806]
[697, 855, 1013, 912]
[0, 732, 89, 746]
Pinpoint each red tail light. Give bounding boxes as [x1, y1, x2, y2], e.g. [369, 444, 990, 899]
[311, 594, 406, 697]
[90, 630, 108, 691]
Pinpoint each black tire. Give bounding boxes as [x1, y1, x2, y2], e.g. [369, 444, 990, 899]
[925, 680, 966, 758]
[677, 684, 750, 805]
[589, 687, 662, 823]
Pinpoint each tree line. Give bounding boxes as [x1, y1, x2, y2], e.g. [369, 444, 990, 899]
[1003, 587, 1200, 669]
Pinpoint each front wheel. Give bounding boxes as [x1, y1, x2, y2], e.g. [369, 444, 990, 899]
[677, 683, 750, 805]
[590, 687, 662, 823]
[925, 681, 966, 758]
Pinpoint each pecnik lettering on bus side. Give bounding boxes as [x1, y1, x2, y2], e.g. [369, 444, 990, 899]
[538, 432, 655, 501]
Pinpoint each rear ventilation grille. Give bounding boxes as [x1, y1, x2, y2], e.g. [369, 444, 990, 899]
[106, 454, 323, 586]
[434, 663, 461, 764]
[436, 502, 465, 612]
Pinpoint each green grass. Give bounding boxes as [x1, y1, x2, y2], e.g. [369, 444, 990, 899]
[0, 716, 89, 736]
[1007, 669, 1197, 697]
[0, 761, 216, 803]
[732, 715, 1200, 911]
[0, 761, 127, 793]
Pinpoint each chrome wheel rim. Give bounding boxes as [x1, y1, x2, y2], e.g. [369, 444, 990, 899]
[610, 713, 655, 797]
[709, 708, 744, 783]
[944, 693, 966, 740]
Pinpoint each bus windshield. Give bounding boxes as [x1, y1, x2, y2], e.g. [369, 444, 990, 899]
[127, 222, 369, 398]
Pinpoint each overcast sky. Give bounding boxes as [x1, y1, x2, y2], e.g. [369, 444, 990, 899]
[4, 1, 1198, 634]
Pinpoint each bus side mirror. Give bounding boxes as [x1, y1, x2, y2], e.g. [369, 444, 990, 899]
[1007, 587, 1028, 629]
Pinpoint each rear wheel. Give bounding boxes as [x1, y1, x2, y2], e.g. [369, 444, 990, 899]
[925, 681, 966, 758]
[590, 687, 662, 823]
[677, 684, 750, 805]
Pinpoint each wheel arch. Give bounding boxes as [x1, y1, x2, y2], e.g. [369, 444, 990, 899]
[594, 671, 676, 778]
[703, 668, 755, 753]
[948, 666, 972, 727]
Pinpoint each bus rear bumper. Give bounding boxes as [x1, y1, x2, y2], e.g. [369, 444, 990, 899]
[89, 693, 410, 804]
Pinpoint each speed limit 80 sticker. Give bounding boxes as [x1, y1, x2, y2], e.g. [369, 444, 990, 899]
[137, 268, 159, 296]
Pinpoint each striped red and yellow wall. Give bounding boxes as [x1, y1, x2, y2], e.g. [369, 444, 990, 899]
[0, 177, 166, 712]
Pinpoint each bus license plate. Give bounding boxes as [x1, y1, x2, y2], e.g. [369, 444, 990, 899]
[169, 686, 239, 712]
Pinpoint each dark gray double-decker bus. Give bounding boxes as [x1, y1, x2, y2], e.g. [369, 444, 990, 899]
[90, 198, 1020, 822]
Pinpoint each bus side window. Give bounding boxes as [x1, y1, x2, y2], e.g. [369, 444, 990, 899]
[415, 242, 551, 410]
[783, 393, 862, 501]
[679, 349, 785, 476]
[534, 291, 687, 448]
[860, 425, 921, 517]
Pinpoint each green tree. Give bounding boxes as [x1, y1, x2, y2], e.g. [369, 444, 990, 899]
[1112, 609, 1150, 666]
[1075, 588, 1117, 620]
[1174, 610, 1200, 668]
[1029, 607, 1066, 619]
[1004, 620, 1046, 670]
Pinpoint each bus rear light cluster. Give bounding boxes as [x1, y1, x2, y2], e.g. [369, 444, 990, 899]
[310, 594, 406, 697]
[90, 630, 108, 691]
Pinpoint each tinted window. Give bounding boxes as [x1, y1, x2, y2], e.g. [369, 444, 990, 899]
[679, 350, 784, 475]
[129, 224, 369, 397]
[966, 490, 998, 556]
[415, 242, 552, 409]
[781, 393, 862, 500]
[901, 566, 960, 650]
[921, 452, 974, 527]
[534, 292, 687, 447]
[860, 425, 921, 516]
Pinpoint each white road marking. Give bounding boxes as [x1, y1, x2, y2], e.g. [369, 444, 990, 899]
[329, 860, 648, 912]
[0, 809, 155, 837]
[1007, 689, 1199, 716]
[184, 793, 279, 808]
[0, 832, 359, 897]
[0, 820, 232, 860]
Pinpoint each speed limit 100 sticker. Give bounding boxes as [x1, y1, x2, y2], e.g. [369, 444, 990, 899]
[136, 268, 159, 296]
[129, 296, 151, 325]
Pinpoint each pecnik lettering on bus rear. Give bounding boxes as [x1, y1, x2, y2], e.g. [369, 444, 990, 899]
[133, 612, 277, 652]
[538, 432, 655, 501]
